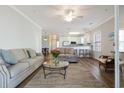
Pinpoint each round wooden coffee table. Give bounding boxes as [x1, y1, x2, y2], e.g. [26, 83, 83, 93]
[42, 61, 69, 79]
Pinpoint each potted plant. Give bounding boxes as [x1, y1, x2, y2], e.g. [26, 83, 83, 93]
[51, 48, 60, 65]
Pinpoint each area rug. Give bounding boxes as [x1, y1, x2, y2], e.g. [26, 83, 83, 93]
[24, 61, 108, 88]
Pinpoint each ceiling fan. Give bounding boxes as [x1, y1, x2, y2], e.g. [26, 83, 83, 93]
[63, 9, 83, 22]
[50, 6, 92, 22]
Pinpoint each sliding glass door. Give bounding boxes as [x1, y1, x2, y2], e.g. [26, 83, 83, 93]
[119, 6, 124, 88]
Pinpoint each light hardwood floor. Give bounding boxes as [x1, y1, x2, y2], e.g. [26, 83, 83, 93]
[17, 57, 114, 88]
[80, 58, 114, 88]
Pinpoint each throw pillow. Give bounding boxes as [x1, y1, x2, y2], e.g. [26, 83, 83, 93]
[27, 49, 36, 58]
[23, 49, 29, 58]
[1, 50, 18, 65]
[0, 49, 2, 56]
[0, 56, 4, 65]
[0, 56, 11, 67]
[27, 50, 31, 58]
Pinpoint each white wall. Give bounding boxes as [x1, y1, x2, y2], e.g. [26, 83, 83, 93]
[0, 6, 42, 52]
[90, 18, 114, 59]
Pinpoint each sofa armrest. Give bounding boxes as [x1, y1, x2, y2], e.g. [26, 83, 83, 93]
[36, 53, 44, 60]
[0, 65, 10, 88]
[106, 57, 114, 63]
[99, 55, 109, 59]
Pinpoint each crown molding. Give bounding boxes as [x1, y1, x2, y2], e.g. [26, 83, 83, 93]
[9, 5, 42, 30]
[90, 16, 114, 31]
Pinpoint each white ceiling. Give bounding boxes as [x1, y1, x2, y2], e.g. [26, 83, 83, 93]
[120, 6, 124, 25]
[15, 5, 114, 36]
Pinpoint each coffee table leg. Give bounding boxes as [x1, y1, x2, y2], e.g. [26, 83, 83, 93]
[64, 68, 67, 79]
[43, 67, 46, 79]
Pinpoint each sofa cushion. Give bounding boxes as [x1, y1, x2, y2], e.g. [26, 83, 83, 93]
[59, 54, 66, 57]
[66, 48, 74, 54]
[7, 62, 29, 78]
[59, 48, 65, 54]
[65, 48, 69, 54]
[69, 48, 74, 54]
[35, 56, 43, 60]
[65, 54, 75, 57]
[10, 49, 27, 61]
[1, 50, 18, 65]
[27, 49, 36, 58]
[29, 56, 42, 65]
[19, 56, 42, 66]
[19, 59, 34, 66]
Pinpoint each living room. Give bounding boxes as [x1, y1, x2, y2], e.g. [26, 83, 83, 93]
[0, 5, 123, 88]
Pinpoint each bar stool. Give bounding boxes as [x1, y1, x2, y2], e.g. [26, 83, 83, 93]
[74, 49, 77, 55]
[79, 49, 85, 57]
[85, 49, 90, 57]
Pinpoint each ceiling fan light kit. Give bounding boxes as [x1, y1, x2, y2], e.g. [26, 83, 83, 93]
[64, 9, 76, 22]
[63, 9, 84, 22]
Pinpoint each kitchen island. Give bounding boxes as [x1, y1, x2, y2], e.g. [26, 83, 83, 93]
[60, 44, 93, 57]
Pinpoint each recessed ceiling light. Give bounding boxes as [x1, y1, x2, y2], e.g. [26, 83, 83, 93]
[69, 32, 80, 35]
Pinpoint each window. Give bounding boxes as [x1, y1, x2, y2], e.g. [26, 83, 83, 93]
[93, 31, 101, 52]
[81, 37, 84, 44]
[119, 30, 124, 52]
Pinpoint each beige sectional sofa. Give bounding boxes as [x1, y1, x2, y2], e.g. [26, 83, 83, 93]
[0, 48, 44, 88]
